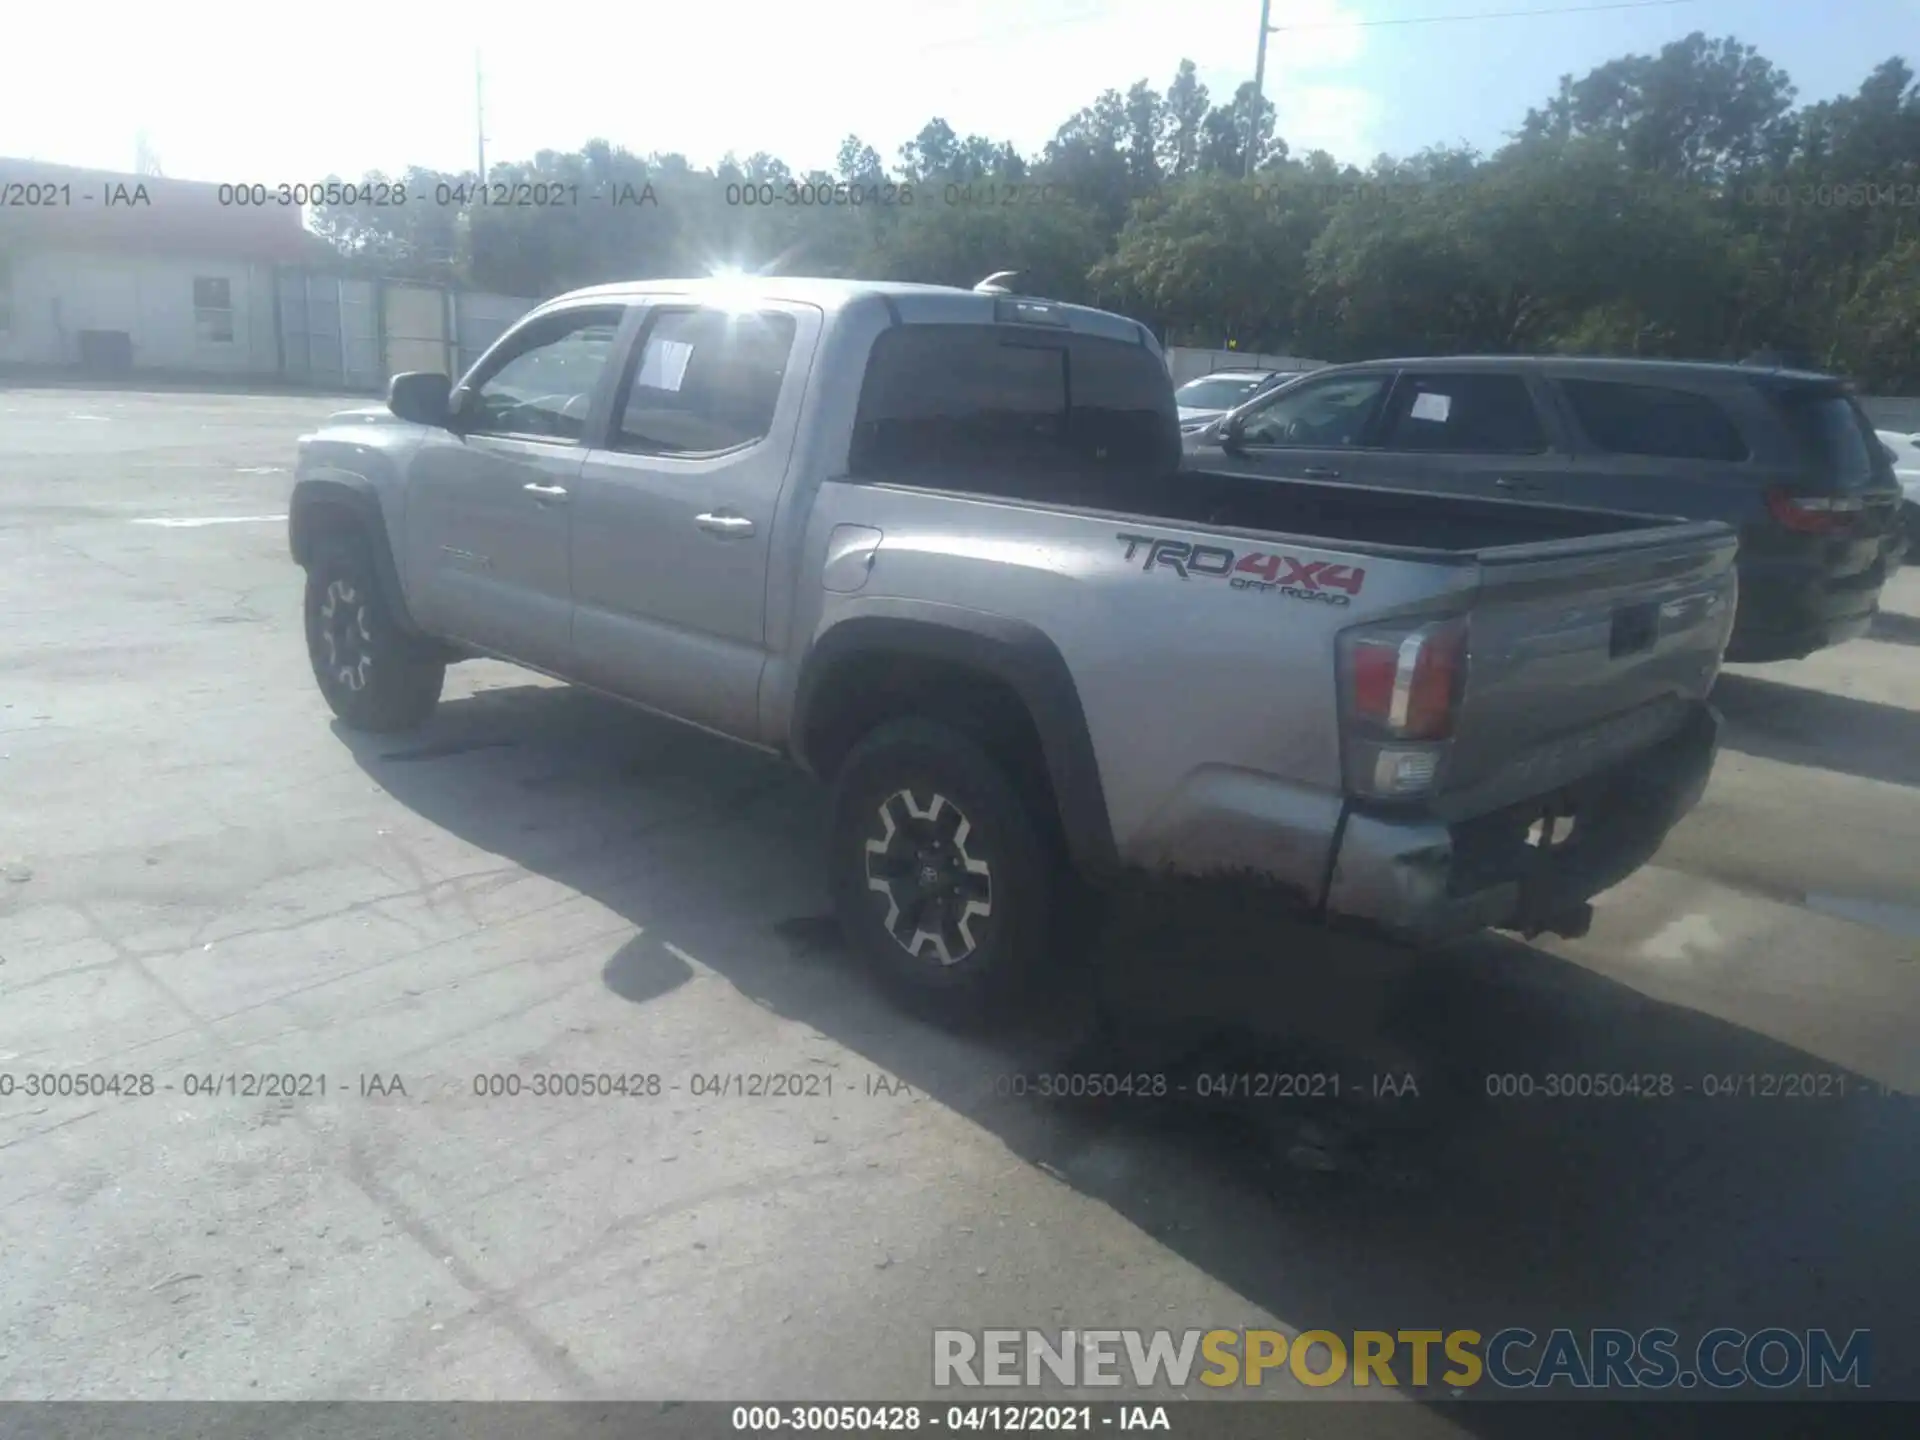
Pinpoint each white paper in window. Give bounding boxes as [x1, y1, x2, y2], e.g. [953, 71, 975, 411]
[637, 338, 693, 392]
[1410, 390, 1452, 423]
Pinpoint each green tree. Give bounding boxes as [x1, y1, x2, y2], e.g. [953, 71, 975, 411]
[1094, 174, 1324, 349]
[1832, 238, 1920, 391]
[1159, 60, 1210, 180]
[1198, 83, 1278, 176]
[1518, 31, 1798, 186]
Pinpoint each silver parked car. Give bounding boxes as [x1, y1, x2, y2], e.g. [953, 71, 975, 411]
[290, 276, 1734, 1011]
[1173, 368, 1293, 432]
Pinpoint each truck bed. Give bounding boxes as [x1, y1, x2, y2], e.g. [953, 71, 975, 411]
[1169, 468, 1671, 553]
[947, 462, 1674, 554]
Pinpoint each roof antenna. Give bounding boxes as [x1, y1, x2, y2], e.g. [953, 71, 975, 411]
[974, 270, 1022, 295]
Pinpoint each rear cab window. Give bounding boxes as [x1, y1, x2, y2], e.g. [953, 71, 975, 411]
[849, 322, 1181, 496]
[1557, 379, 1750, 462]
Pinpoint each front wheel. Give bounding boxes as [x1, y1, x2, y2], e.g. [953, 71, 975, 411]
[303, 537, 445, 732]
[828, 718, 1059, 1011]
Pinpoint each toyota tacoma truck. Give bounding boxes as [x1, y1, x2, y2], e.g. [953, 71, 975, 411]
[290, 276, 1735, 1006]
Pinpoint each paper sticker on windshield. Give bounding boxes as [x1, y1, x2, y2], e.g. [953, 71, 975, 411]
[1410, 390, 1452, 423]
[637, 338, 693, 393]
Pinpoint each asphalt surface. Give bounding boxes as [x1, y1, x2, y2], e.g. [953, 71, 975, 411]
[1, 386, 1916, 1426]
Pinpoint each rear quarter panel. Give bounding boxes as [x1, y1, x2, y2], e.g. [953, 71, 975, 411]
[781, 481, 1477, 896]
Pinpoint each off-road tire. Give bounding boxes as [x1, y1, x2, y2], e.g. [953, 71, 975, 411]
[303, 537, 445, 733]
[829, 718, 1059, 1013]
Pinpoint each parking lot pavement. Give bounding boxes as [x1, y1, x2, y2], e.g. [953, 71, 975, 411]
[1, 388, 1915, 1416]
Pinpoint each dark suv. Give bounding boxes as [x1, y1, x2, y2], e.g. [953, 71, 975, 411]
[1185, 356, 1906, 662]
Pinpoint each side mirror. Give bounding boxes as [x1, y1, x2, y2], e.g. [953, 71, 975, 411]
[387, 371, 452, 427]
[1218, 415, 1247, 451]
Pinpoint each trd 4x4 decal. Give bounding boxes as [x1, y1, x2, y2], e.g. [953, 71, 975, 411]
[1115, 533, 1366, 606]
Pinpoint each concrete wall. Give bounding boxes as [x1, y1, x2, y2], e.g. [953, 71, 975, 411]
[0, 250, 280, 374]
[383, 283, 452, 377]
[276, 272, 385, 390]
[1165, 346, 1326, 386]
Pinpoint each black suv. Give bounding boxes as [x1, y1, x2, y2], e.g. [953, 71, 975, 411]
[1185, 356, 1906, 662]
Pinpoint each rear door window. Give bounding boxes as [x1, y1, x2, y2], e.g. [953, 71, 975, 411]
[1559, 379, 1749, 462]
[1768, 387, 1880, 489]
[1378, 372, 1547, 454]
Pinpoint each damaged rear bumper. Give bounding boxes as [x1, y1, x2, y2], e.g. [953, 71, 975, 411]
[1324, 702, 1720, 945]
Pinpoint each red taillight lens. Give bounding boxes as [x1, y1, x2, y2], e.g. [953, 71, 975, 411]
[1342, 619, 1466, 740]
[1766, 486, 1863, 535]
[1350, 641, 1400, 722]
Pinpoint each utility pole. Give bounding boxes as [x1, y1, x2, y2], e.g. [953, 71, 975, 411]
[475, 50, 488, 183]
[1245, 0, 1274, 179]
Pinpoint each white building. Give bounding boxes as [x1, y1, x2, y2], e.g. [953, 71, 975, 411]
[0, 160, 316, 378]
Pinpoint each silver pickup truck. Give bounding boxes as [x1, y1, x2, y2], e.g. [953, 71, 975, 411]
[290, 276, 1735, 1007]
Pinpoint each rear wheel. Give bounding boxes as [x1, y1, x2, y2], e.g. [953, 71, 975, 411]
[303, 537, 445, 732]
[829, 718, 1059, 1012]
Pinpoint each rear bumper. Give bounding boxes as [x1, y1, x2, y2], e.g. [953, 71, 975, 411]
[1726, 552, 1890, 662]
[1324, 703, 1720, 945]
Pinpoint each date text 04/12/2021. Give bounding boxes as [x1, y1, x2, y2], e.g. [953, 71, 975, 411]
[211, 181, 661, 209]
[0, 1072, 405, 1100]
[730, 1406, 1167, 1432]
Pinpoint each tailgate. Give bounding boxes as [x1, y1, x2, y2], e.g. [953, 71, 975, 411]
[1434, 521, 1738, 819]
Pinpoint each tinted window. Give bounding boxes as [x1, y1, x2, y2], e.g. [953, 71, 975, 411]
[1237, 373, 1389, 448]
[1770, 388, 1877, 487]
[1560, 380, 1749, 462]
[1379, 372, 1546, 454]
[468, 311, 621, 441]
[850, 324, 1179, 487]
[617, 307, 796, 456]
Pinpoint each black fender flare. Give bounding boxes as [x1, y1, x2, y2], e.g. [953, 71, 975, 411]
[288, 475, 424, 638]
[792, 608, 1119, 879]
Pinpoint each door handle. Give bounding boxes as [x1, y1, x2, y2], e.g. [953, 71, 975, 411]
[1493, 477, 1538, 491]
[523, 482, 571, 503]
[695, 512, 756, 538]
[1300, 466, 1342, 479]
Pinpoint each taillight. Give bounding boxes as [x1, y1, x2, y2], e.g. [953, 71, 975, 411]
[1337, 617, 1468, 799]
[1767, 486, 1864, 535]
[1343, 619, 1465, 740]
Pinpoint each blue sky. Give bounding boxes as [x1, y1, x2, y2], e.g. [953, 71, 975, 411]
[1, 1, 1913, 181]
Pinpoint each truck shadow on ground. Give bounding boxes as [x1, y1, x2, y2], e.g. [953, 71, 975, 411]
[345, 682, 1917, 1414]
[1713, 672, 1920, 789]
